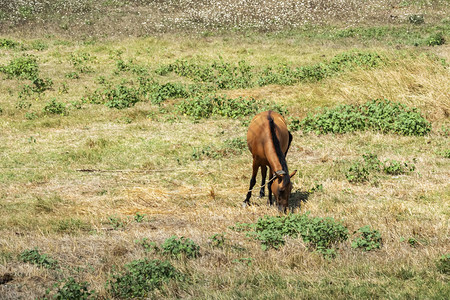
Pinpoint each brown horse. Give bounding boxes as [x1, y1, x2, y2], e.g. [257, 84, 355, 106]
[244, 110, 296, 212]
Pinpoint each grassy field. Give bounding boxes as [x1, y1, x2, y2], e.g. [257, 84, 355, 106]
[1, 1, 449, 299]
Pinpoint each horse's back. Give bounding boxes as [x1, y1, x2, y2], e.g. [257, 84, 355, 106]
[247, 111, 289, 157]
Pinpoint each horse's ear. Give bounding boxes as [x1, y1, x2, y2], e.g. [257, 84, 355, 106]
[289, 170, 297, 178]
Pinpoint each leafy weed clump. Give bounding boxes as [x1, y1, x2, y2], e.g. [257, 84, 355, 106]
[0, 55, 39, 80]
[300, 99, 431, 136]
[85, 84, 140, 109]
[0, 38, 19, 49]
[351, 226, 383, 251]
[107, 259, 180, 298]
[161, 236, 200, 259]
[43, 98, 67, 115]
[383, 159, 416, 175]
[44, 277, 96, 300]
[236, 213, 348, 256]
[18, 248, 58, 269]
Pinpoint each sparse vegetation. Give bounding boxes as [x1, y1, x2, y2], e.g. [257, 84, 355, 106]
[1, 1, 449, 299]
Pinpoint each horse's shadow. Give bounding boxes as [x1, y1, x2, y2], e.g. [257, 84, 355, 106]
[288, 189, 311, 213]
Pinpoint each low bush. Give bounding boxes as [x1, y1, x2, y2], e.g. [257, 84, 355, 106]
[107, 259, 180, 298]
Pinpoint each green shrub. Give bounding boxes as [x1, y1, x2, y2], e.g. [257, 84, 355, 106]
[436, 254, 450, 275]
[18, 248, 58, 269]
[161, 236, 200, 258]
[351, 226, 382, 251]
[301, 99, 431, 136]
[236, 213, 348, 255]
[0, 55, 39, 80]
[44, 277, 95, 300]
[107, 259, 180, 298]
[43, 98, 67, 115]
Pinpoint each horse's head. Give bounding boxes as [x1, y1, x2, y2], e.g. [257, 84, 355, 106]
[271, 170, 297, 212]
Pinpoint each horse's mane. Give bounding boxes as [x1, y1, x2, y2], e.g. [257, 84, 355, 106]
[267, 111, 289, 185]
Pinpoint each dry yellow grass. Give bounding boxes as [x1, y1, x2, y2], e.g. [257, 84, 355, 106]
[1, 5, 450, 297]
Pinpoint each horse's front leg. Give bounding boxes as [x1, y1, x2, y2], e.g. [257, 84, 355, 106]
[244, 161, 259, 206]
[259, 165, 267, 198]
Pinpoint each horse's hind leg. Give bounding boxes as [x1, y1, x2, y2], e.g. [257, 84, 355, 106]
[244, 161, 259, 206]
[259, 165, 267, 198]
